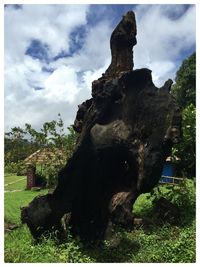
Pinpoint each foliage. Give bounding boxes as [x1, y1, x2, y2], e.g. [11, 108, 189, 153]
[134, 179, 195, 223]
[150, 179, 195, 224]
[172, 104, 196, 177]
[64, 126, 79, 159]
[171, 52, 196, 108]
[171, 52, 196, 178]
[36, 165, 58, 188]
[5, 114, 79, 185]
[24, 114, 78, 154]
[161, 221, 195, 263]
[4, 161, 27, 176]
[4, 127, 36, 165]
[26, 116, 78, 187]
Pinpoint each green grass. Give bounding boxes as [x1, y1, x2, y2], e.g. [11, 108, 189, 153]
[5, 220, 195, 263]
[4, 174, 26, 191]
[4, 174, 25, 185]
[4, 175, 196, 263]
[4, 190, 48, 225]
[5, 179, 26, 191]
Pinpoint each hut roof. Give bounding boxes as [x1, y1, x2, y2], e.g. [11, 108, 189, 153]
[24, 148, 66, 166]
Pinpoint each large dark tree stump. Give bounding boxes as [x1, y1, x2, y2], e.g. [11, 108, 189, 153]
[21, 11, 181, 242]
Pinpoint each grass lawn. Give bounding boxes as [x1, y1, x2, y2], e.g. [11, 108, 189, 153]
[4, 174, 26, 191]
[4, 190, 48, 225]
[4, 174, 196, 263]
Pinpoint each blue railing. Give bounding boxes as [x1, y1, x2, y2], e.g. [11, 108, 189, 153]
[159, 175, 184, 185]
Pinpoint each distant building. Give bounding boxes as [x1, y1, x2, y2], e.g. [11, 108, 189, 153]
[24, 148, 66, 189]
[24, 148, 65, 166]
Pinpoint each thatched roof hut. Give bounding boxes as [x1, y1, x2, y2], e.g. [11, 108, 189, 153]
[24, 148, 66, 166]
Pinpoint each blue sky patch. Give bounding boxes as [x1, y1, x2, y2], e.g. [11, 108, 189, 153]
[87, 4, 137, 26]
[162, 4, 192, 20]
[25, 39, 50, 63]
[69, 25, 87, 54]
[5, 4, 22, 10]
[53, 51, 71, 61]
[33, 86, 44, 91]
[53, 25, 88, 61]
[42, 66, 55, 73]
[175, 44, 196, 69]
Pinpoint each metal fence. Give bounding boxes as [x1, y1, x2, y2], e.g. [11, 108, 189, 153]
[159, 175, 185, 185]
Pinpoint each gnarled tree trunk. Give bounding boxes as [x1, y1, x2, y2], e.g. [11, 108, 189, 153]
[21, 11, 181, 242]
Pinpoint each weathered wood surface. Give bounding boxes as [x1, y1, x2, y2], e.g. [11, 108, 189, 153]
[21, 11, 181, 242]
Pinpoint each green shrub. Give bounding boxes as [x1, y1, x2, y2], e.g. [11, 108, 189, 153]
[36, 165, 60, 188]
[151, 179, 195, 224]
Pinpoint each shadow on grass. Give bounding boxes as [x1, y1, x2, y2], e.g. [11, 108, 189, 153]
[83, 235, 140, 263]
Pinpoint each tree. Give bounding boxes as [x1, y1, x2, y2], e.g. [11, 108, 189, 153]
[24, 113, 78, 154]
[4, 114, 79, 183]
[171, 52, 196, 108]
[4, 127, 32, 165]
[172, 104, 196, 177]
[171, 52, 196, 178]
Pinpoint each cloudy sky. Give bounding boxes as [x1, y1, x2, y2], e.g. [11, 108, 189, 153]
[4, 4, 196, 132]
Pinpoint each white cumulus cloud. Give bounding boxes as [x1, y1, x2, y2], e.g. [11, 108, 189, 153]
[4, 4, 196, 132]
[134, 4, 196, 86]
